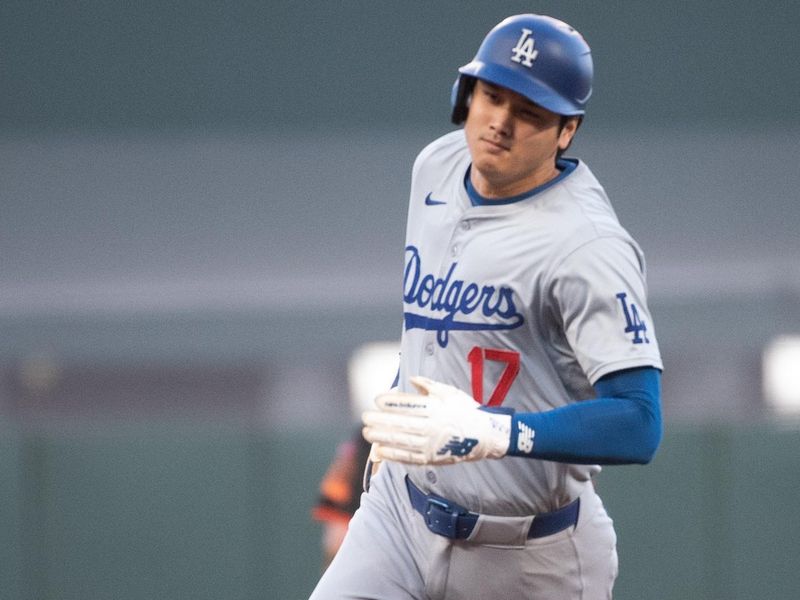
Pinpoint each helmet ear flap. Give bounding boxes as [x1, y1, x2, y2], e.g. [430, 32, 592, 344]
[450, 76, 477, 125]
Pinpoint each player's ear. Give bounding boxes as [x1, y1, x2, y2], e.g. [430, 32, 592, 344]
[557, 116, 582, 153]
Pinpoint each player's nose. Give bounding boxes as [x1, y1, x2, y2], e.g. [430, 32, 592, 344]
[488, 104, 513, 137]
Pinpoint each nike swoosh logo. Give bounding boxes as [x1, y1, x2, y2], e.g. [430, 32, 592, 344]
[425, 193, 446, 206]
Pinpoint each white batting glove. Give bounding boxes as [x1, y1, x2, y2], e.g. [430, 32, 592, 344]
[361, 376, 512, 465]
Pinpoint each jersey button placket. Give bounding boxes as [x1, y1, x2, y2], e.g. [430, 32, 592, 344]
[421, 341, 435, 377]
[450, 217, 472, 256]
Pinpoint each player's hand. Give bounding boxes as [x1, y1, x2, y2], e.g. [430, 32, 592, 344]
[361, 376, 512, 465]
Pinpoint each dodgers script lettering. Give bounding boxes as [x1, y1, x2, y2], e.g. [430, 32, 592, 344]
[403, 246, 525, 347]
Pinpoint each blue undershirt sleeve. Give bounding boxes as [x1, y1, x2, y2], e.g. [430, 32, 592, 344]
[505, 366, 662, 465]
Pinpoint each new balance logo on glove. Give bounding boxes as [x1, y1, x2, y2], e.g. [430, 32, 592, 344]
[437, 437, 479, 457]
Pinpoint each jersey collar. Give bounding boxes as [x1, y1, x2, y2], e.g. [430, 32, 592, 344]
[465, 158, 578, 207]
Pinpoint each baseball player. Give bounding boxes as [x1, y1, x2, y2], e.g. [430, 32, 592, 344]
[312, 428, 373, 568]
[309, 14, 662, 600]
[312, 342, 400, 568]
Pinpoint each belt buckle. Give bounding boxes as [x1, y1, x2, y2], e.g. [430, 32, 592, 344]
[424, 497, 461, 539]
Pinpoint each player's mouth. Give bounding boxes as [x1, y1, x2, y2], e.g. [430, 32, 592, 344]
[479, 136, 511, 153]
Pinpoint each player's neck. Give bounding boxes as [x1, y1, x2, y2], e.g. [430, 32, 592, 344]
[470, 164, 560, 200]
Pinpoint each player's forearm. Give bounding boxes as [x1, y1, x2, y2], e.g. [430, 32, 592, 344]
[508, 367, 662, 465]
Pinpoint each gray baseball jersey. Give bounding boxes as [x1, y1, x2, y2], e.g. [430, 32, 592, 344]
[309, 130, 661, 600]
[397, 130, 662, 514]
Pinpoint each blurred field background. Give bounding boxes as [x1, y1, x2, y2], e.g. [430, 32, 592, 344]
[2, 2, 799, 599]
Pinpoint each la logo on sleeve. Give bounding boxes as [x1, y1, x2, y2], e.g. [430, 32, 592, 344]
[616, 292, 649, 344]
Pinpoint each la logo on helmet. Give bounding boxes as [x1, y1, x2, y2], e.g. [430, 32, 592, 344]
[510, 28, 539, 67]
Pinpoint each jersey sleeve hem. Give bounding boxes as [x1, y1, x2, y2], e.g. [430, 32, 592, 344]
[586, 358, 664, 386]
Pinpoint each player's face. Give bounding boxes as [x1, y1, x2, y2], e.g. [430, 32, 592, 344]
[464, 80, 578, 198]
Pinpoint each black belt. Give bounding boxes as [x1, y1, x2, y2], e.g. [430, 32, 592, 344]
[406, 476, 580, 540]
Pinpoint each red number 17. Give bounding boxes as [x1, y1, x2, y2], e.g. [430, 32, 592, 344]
[467, 347, 520, 406]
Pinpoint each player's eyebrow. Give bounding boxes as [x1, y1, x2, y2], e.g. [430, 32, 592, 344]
[483, 81, 544, 113]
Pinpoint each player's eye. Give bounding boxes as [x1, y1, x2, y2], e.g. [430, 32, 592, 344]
[483, 88, 500, 102]
[518, 106, 544, 123]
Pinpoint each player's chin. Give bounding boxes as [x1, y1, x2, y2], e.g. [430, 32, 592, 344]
[472, 155, 508, 178]
[473, 163, 522, 193]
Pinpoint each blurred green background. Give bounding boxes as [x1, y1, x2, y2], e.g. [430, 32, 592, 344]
[2, 2, 799, 599]
[2, 424, 799, 600]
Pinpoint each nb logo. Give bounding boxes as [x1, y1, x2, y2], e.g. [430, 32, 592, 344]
[437, 437, 479, 457]
[510, 28, 539, 68]
[616, 292, 649, 344]
[516, 422, 535, 454]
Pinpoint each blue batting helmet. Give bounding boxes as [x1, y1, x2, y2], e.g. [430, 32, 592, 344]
[451, 14, 593, 124]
